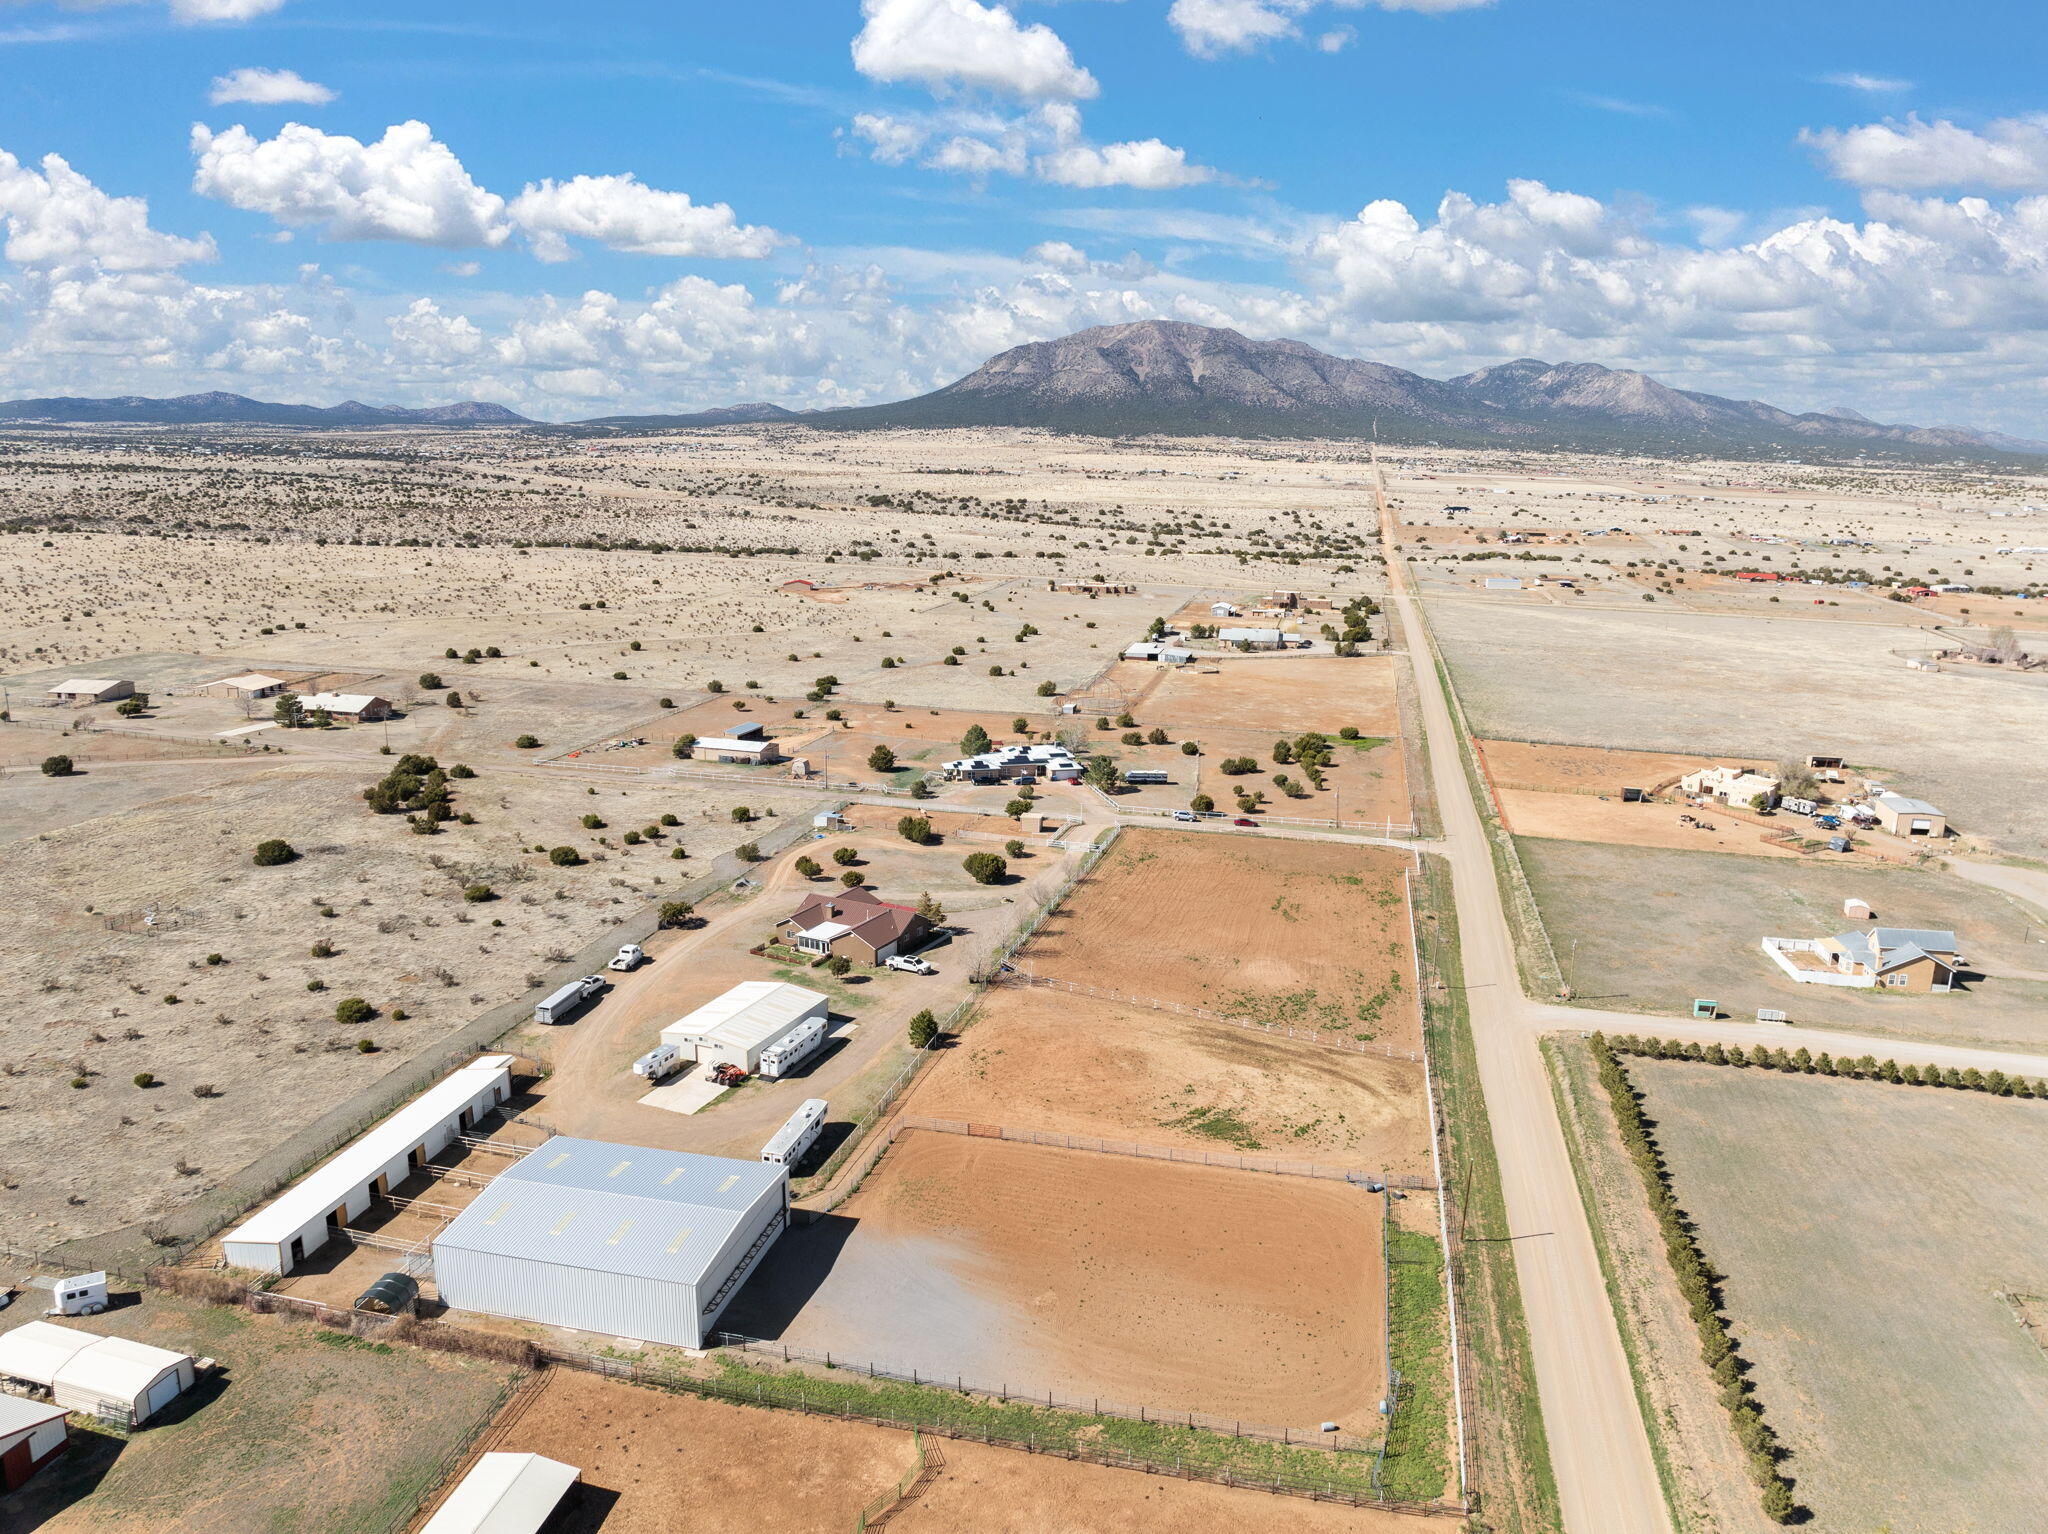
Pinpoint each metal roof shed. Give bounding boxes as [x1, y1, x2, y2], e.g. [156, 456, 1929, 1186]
[221, 1055, 513, 1274]
[661, 982, 828, 1072]
[0, 1394, 69, 1491]
[419, 1452, 580, 1534]
[0, 1322, 195, 1425]
[432, 1137, 789, 1349]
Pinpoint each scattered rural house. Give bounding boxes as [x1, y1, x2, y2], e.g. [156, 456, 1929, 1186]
[44, 678, 133, 704]
[0, 1396, 69, 1491]
[296, 691, 394, 722]
[943, 743, 1082, 783]
[432, 1136, 789, 1349]
[1217, 626, 1298, 650]
[419, 1452, 580, 1534]
[661, 981, 830, 1074]
[1763, 928, 1961, 993]
[221, 1056, 513, 1274]
[1122, 642, 1194, 664]
[1679, 765, 1780, 807]
[778, 578, 818, 591]
[1870, 792, 1947, 838]
[197, 672, 289, 700]
[1209, 601, 1240, 617]
[1271, 590, 1301, 608]
[689, 720, 783, 765]
[776, 887, 932, 965]
[1051, 579, 1137, 595]
[0, 1322, 195, 1427]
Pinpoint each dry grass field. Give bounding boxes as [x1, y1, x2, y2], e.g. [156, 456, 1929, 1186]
[1520, 839, 2048, 1048]
[1629, 1060, 2048, 1534]
[1022, 828, 1422, 1047]
[1429, 596, 2046, 859]
[722, 1131, 1385, 1432]
[0, 1293, 516, 1534]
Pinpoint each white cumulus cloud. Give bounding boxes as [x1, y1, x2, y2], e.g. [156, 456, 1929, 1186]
[509, 174, 786, 262]
[848, 113, 929, 166]
[190, 120, 511, 247]
[852, 0, 1098, 101]
[1171, 0, 1491, 57]
[0, 149, 215, 271]
[1802, 114, 2048, 192]
[208, 67, 335, 107]
[1036, 137, 1217, 189]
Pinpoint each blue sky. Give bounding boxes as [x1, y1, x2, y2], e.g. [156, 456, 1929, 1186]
[2, 0, 2047, 429]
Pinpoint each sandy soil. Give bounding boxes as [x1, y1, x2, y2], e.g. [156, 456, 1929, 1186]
[903, 986, 1431, 1176]
[1023, 828, 1422, 1048]
[725, 1131, 1385, 1431]
[1117, 654, 1402, 736]
[1477, 739, 1773, 795]
[469, 1367, 913, 1534]
[1498, 788, 1807, 858]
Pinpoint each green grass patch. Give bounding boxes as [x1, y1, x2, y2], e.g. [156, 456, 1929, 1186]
[1381, 1225, 1452, 1501]
[1161, 1104, 1264, 1149]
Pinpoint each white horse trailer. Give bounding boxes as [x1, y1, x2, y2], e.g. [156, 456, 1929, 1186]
[761, 1099, 828, 1167]
[754, 1017, 826, 1080]
[632, 1043, 682, 1081]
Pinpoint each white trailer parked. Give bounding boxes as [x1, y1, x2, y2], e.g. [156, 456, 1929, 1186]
[761, 1099, 828, 1167]
[632, 1043, 682, 1081]
[533, 976, 604, 1025]
[755, 1016, 827, 1079]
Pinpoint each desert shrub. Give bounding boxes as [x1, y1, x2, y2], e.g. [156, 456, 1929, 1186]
[547, 845, 581, 866]
[252, 838, 298, 866]
[334, 997, 375, 1026]
[962, 852, 1007, 885]
[658, 900, 695, 927]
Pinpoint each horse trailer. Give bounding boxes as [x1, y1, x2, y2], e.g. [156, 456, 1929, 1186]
[761, 1099, 828, 1168]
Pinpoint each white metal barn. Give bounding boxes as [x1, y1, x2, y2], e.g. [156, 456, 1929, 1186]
[432, 1137, 789, 1349]
[221, 1055, 513, 1274]
[0, 1322, 195, 1426]
[661, 982, 828, 1073]
[419, 1452, 579, 1534]
[45, 678, 133, 704]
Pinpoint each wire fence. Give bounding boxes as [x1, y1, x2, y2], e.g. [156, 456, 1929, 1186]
[1096, 796, 1419, 837]
[992, 969, 1422, 1061]
[702, 1335, 1383, 1456]
[893, 1117, 1425, 1189]
[853, 1431, 930, 1532]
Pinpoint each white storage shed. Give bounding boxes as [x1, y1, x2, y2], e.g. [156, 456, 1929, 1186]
[0, 1322, 195, 1426]
[661, 982, 828, 1074]
[419, 1451, 580, 1534]
[221, 1055, 513, 1274]
[432, 1137, 789, 1349]
[46, 679, 133, 704]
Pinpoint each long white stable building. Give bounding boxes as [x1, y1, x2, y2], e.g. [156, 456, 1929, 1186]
[432, 1137, 788, 1349]
[222, 1055, 513, 1274]
[661, 982, 828, 1074]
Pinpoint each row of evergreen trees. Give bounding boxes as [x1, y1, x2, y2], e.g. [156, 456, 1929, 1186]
[1603, 1032, 2047, 1097]
[1587, 1034, 1800, 1524]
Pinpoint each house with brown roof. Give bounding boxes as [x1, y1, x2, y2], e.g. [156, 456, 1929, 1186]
[775, 887, 932, 966]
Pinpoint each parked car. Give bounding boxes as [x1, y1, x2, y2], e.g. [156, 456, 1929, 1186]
[608, 943, 645, 972]
[1170, 810, 1199, 823]
[1232, 817, 1259, 827]
[885, 954, 936, 975]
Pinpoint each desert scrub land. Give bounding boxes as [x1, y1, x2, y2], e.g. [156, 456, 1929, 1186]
[0, 756, 815, 1250]
[1619, 1058, 2048, 1534]
[1519, 838, 2048, 1050]
[0, 1292, 517, 1534]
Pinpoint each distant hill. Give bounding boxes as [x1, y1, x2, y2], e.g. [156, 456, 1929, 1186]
[0, 392, 531, 428]
[806, 320, 2048, 460]
[572, 402, 799, 430]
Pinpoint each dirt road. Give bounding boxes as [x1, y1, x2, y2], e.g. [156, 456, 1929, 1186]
[1374, 451, 1674, 1534]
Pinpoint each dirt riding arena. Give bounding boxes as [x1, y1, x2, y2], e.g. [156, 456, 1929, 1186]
[1106, 655, 1401, 737]
[724, 1132, 1386, 1432]
[904, 985, 1431, 1176]
[1022, 829, 1422, 1048]
[1497, 790, 1808, 859]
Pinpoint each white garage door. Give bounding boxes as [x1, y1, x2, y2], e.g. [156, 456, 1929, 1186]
[143, 1372, 182, 1419]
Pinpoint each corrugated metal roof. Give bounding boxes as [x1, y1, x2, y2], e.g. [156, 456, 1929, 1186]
[435, 1136, 785, 1286]
[1875, 793, 1942, 815]
[0, 1394, 66, 1436]
[664, 981, 826, 1050]
[420, 1452, 579, 1534]
[0, 1322, 188, 1401]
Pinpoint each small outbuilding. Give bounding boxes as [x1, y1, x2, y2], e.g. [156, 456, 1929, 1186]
[1871, 793, 1946, 838]
[432, 1137, 789, 1348]
[45, 679, 133, 704]
[0, 1322, 194, 1426]
[199, 673, 290, 700]
[662, 981, 830, 1073]
[419, 1452, 580, 1534]
[0, 1395, 69, 1491]
[1843, 898, 1873, 920]
[691, 720, 783, 764]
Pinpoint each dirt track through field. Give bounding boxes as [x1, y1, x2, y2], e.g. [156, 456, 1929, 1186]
[727, 1132, 1386, 1430]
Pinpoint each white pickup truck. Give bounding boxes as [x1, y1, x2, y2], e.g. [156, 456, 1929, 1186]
[608, 943, 645, 972]
[885, 953, 936, 975]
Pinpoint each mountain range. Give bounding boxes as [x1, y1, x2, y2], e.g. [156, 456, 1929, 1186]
[3, 323, 2042, 459]
[0, 392, 530, 428]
